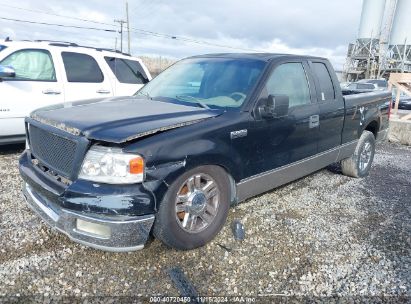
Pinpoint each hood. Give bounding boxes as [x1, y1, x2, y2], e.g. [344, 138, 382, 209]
[31, 96, 223, 143]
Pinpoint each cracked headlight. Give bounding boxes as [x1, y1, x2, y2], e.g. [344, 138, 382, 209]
[79, 146, 144, 184]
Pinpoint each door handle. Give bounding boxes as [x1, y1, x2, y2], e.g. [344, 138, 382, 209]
[42, 89, 61, 95]
[309, 115, 320, 128]
[96, 89, 111, 94]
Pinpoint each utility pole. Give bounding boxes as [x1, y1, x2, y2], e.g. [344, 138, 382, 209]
[114, 19, 127, 52]
[126, 1, 131, 54]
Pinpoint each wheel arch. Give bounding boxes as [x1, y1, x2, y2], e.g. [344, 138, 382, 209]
[363, 120, 379, 138]
[147, 160, 237, 212]
[165, 162, 238, 205]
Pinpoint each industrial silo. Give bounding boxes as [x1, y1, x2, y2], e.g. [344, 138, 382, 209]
[388, 0, 411, 71]
[358, 0, 386, 43]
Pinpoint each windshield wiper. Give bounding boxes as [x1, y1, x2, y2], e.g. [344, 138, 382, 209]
[137, 91, 152, 99]
[175, 95, 210, 109]
[195, 102, 210, 109]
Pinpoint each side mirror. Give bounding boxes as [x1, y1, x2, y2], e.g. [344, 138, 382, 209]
[259, 94, 289, 118]
[0, 65, 16, 79]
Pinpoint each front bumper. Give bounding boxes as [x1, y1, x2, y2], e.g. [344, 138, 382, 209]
[23, 182, 155, 252]
[19, 149, 157, 251]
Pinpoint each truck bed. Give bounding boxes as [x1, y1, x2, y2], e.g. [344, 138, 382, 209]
[342, 90, 391, 144]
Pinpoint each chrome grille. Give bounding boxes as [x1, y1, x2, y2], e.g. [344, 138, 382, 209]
[29, 125, 78, 178]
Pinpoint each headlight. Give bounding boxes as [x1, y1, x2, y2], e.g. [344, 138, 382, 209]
[79, 146, 144, 184]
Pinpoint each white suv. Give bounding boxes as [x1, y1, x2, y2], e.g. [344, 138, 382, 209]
[0, 40, 152, 144]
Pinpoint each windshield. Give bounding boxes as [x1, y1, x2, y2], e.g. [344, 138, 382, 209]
[135, 58, 265, 109]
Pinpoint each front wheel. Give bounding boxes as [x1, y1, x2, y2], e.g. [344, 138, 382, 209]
[153, 166, 230, 250]
[341, 130, 376, 178]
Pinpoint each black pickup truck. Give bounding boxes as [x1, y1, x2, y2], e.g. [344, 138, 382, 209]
[19, 53, 391, 252]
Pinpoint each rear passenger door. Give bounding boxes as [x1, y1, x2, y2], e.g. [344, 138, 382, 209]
[309, 61, 344, 152]
[60, 51, 114, 102]
[104, 56, 150, 96]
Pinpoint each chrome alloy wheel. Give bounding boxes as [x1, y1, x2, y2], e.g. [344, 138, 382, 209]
[359, 141, 372, 171]
[175, 173, 220, 233]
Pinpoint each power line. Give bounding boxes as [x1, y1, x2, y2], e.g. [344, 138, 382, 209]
[0, 16, 117, 32]
[137, 0, 167, 21]
[0, 4, 262, 52]
[127, 28, 261, 52]
[0, 3, 117, 28]
[132, 0, 162, 19]
[131, 0, 154, 15]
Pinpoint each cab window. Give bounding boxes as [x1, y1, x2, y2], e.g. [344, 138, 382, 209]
[264, 62, 311, 107]
[312, 62, 335, 100]
[0, 49, 56, 81]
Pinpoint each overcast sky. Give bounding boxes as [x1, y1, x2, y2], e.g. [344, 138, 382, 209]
[0, 0, 363, 69]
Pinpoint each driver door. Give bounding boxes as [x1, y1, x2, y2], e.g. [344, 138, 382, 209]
[244, 61, 319, 176]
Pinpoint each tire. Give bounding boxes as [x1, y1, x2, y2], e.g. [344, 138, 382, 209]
[341, 130, 376, 178]
[153, 165, 230, 250]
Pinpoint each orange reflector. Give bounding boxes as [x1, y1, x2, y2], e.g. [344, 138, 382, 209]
[129, 157, 144, 174]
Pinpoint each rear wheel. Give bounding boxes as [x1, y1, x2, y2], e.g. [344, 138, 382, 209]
[153, 166, 230, 250]
[341, 130, 376, 178]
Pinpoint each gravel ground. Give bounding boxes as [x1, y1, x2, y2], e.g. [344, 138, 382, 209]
[0, 142, 410, 302]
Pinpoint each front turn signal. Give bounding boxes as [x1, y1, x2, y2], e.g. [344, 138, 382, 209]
[129, 157, 144, 175]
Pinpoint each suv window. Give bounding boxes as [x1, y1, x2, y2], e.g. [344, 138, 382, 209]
[312, 62, 335, 100]
[265, 62, 311, 107]
[105, 57, 149, 84]
[372, 80, 387, 88]
[0, 49, 56, 81]
[62, 52, 104, 83]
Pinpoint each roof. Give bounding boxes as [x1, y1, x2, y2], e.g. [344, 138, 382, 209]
[187, 52, 328, 62]
[2, 39, 133, 58]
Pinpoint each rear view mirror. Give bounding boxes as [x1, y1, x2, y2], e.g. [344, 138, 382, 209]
[0, 65, 16, 79]
[259, 94, 289, 118]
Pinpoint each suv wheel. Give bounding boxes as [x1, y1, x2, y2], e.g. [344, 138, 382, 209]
[153, 166, 230, 250]
[341, 130, 376, 178]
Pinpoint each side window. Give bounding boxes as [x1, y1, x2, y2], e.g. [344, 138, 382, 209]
[358, 83, 373, 90]
[62, 52, 104, 83]
[0, 45, 6, 52]
[265, 62, 311, 107]
[312, 62, 335, 100]
[105, 57, 149, 84]
[0, 49, 56, 81]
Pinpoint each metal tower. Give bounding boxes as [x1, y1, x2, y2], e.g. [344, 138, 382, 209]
[343, 0, 386, 81]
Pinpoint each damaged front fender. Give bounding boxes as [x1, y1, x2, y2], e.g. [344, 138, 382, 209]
[141, 159, 188, 211]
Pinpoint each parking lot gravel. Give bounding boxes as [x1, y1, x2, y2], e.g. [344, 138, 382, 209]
[0, 142, 409, 301]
